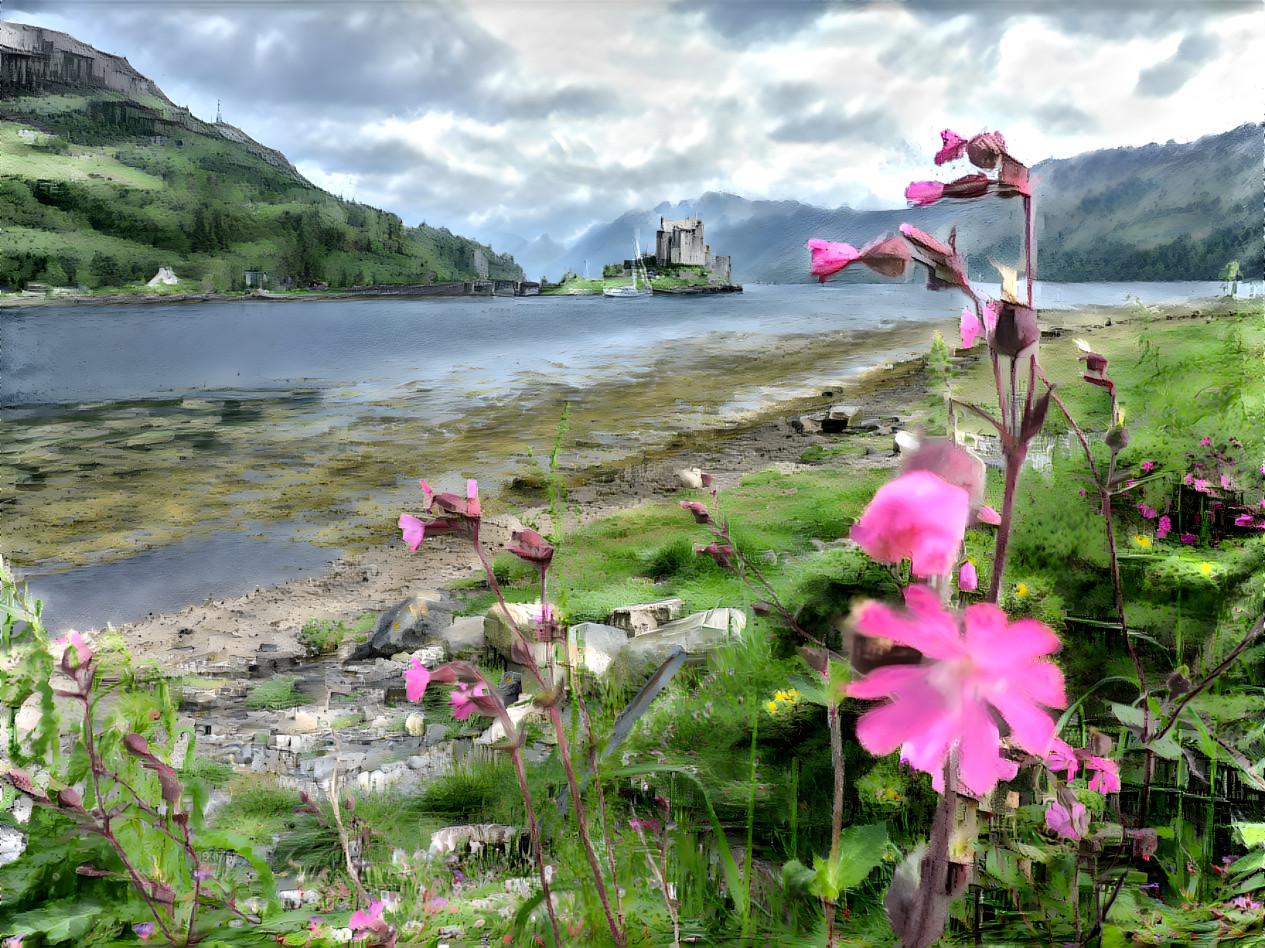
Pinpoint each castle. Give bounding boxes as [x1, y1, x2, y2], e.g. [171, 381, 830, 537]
[654, 217, 731, 283]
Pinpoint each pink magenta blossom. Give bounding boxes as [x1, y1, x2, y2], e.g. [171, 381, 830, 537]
[959, 307, 982, 348]
[977, 504, 1002, 526]
[1180, 533, 1197, 544]
[133, 924, 154, 942]
[1260, 464, 1265, 475]
[958, 560, 978, 592]
[1137, 503, 1157, 520]
[1236, 513, 1257, 527]
[1046, 798, 1089, 840]
[1044, 739, 1079, 780]
[54, 630, 92, 667]
[628, 817, 662, 835]
[1200, 437, 1212, 447]
[405, 657, 431, 702]
[1193, 478, 1211, 493]
[849, 471, 970, 578]
[349, 900, 384, 936]
[935, 129, 968, 165]
[1183, 473, 1194, 486]
[807, 239, 860, 281]
[1141, 461, 1155, 473]
[507, 527, 555, 571]
[1087, 756, 1121, 794]
[399, 514, 426, 551]
[696, 541, 734, 569]
[680, 500, 712, 524]
[1157, 515, 1172, 539]
[449, 682, 488, 721]
[846, 585, 1066, 796]
[905, 180, 944, 206]
[1222, 474, 1232, 489]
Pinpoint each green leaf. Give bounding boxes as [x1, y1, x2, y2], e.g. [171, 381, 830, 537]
[1109, 701, 1145, 729]
[1233, 823, 1265, 848]
[7, 897, 105, 943]
[1182, 708, 1219, 761]
[831, 821, 889, 889]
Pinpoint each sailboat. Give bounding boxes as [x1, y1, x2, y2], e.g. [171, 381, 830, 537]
[603, 234, 653, 299]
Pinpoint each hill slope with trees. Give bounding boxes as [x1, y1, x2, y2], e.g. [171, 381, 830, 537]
[0, 22, 523, 293]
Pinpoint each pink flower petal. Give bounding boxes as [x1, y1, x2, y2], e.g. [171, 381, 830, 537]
[404, 656, 431, 702]
[807, 239, 861, 282]
[977, 504, 1002, 525]
[934, 128, 967, 165]
[958, 560, 978, 592]
[850, 588, 962, 661]
[850, 471, 970, 578]
[399, 514, 426, 551]
[957, 699, 1004, 795]
[959, 307, 981, 349]
[905, 180, 945, 206]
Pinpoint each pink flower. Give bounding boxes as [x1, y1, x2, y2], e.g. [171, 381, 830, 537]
[934, 128, 968, 165]
[1221, 475, 1232, 489]
[1078, 489, 1087, 497]
[1045, 798, 1089, 840]
[54, 631, 92, 667]
[1137, 504, 1157, 520]
[959, 307, 982, 349]
[1230, 895, 1263, 912]
[1193, 478, 1210, 493]
[1141, 461, 1155, 473]
[1044, 739, 1079, 780]
[958, 560, 977, 592]
[1260, 464, 1265, 475]
[905, 180, 944, 206]
[680, 500, 712, 524]
[349, 900, 385, 935]
[850, 471, 970, 578]
[405, 656, 431, 702]
[1087, 756, 1120, 794]
[507, 528, 555, 571]
[1183, 473, 1194, 486]
[133, 924, 155, 942]
[696, 541, 734, 569]
[846, 585, 1066, 796]
[1200, 437, 1212, 447]
[449, 682, 488, 721]
[977, 504, 1002, 526]
[1236, 513, 1256, 527]
[399, 514, 426, 551]
[807, 239, 861, 282]
[628, 817, 661, 835]
[1157, 515, 1172, 539]
[1180, 533, 1196, 544]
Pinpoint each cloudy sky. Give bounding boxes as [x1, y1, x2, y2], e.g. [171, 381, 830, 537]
[7, 0, 1263, 252]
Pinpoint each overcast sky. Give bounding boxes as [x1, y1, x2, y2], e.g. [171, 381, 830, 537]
[7, 0, 1263, 251]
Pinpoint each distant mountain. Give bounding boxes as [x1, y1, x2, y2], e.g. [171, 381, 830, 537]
[542, 123, 1263, 284]
[0, 21, 523, 291]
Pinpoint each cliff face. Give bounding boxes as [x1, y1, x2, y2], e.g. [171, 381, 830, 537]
[0, 21, 306, 184]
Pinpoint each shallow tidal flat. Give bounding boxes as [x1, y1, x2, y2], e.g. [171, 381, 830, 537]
[3, 319, 940, 572]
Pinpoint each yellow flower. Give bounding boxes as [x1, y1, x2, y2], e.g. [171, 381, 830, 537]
[774, 691, 788, 702]
[1015, 582, 1029, 598]
[766, 701, 778, 714]
[1134, 536, 1152, 548]
[1199, 562, 1213, 576]
[787, 689, 800, 702]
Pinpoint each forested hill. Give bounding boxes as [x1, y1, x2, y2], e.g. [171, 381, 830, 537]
[0, 21, 523, 293]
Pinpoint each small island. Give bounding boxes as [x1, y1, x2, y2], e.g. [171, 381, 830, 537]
[540, 216, 742, 295]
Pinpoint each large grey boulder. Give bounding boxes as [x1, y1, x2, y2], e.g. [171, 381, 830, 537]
[607, 598, 683, 636]
[567, 622, 632, 679]
[349, 592, 459, 661]
[608, 608, 747, 688]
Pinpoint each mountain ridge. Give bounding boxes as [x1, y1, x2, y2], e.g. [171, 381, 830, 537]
[521, 123, 1262, 285]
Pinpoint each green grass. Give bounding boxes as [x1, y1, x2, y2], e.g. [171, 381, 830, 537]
[245, 676, 306, 711]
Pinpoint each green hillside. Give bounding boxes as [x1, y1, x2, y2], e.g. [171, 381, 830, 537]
[0, 89, 523, 293]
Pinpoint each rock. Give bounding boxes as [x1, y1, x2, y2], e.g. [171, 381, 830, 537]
[676, 467, 704, 489]
[607, 598, 684, 636]
[475, 698, 550, 746]
[405, 712, 426, 737]
[407, 755, 427, 771]
[350, 592, 458, 660]
[423, 723, 448, 745]
[290, 710, 320, 733]
[438, 615, 486, 661]
[821, 405, 863, 433]
[566, 622, 631, 680]
[609, 608, 747, 688]
[483, 601, 545, 664]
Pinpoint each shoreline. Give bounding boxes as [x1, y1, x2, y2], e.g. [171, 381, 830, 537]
[25, 296, 1239, 671]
